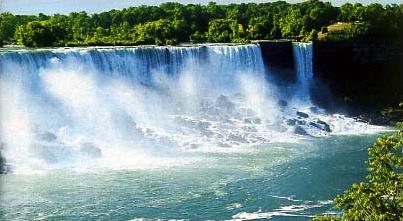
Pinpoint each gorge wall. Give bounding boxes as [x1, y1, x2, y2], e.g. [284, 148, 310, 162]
[313, 41, 403, 110]
[258, 40, 403, 112]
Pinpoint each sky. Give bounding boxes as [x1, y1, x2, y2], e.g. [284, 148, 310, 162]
[1, 0, 402, 15]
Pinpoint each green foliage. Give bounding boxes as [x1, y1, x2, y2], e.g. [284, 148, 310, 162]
[0, 1, 402, 47]
[207, 19, 245, 43]
[314, 119, 403, 221]
[133, 19, 177, 45]
[14, 20, 66, 47]
[320, 22, 370, 42]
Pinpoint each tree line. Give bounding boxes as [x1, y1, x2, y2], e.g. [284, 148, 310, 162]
[0, 0, 402, 47]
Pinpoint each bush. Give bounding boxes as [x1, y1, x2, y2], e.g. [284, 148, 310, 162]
[314, 108, 403, 221]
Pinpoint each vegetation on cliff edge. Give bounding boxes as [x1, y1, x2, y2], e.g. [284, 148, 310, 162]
[0, 0, 402, 47]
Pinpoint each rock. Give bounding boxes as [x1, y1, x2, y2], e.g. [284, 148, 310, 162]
[296, 120, 306, 125]
[296, 111, 309, 118]
[38, 132, 57, 142]
[287, 118, 306, 126]
[252, 118, 261, 124]
[80, 142, 102, 158]
[216, 142, 230, 148]
[190, 143, 201, 149]
[244, 118, 253, 124]
[0, 148, 5, 174]
[309, 120, 331, 132]
[286, 119, 297, 126]
[228, 134, 248, 143]
[278, 100, 288, 107]
[294, 126, 309, 136]
[215, 95, 235, 112]
[316, 120, 332, 132]
[0, 143, 11, 174]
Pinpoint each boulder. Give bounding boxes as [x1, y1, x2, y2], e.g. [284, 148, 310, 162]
[252, 118, 262, 124]
[38, 132, 57, 142]
[316, 120, 332, 132]
[294, 126, 309, 136]
[287, 118, 306, 126]
[296, 111, 309, 118]
[286, 119, 297, 126]
[309, 120, 331, 132]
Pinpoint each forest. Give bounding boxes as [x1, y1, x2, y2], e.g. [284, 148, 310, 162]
[0, 0, 402, 47]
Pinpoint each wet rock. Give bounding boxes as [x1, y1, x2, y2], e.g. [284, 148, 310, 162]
[296, 111, 309, 118]
[316, 120, 332, 132]
[245, 118, 261, 124]
[309, 120, 331, 132]
[252, 118, 262, 124]
[278, 100, 288, 107]
[80, 142, 102, 158]
[216, 142, 231, 148]
[286, 119, 297, 126]
[294, 126, 309, 136]
[197, 121, 211, 130]
[190, 143, 201, 149]
[215, 95, 235, 112]
[228, 134, 248, 143]
[244, 118, 253, 124]
[0, 143, 6, 174]
[242, 126, 257, 132]
[38, 132, 57, 142]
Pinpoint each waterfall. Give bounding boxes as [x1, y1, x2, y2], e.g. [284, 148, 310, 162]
[292, 42, 313, 105]
[0, 44, 382, 172]
[0, 44, 274, 171]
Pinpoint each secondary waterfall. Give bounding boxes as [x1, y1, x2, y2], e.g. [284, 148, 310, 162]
[293, 42, 313, 105]
[0, 44, 381, 172]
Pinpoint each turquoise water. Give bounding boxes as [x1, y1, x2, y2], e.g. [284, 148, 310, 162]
[0, 134, 378, 221]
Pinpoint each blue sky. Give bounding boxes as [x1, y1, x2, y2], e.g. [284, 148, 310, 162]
[1, 0, 402, 15]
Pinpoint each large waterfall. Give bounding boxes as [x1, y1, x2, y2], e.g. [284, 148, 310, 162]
[0, 44, 381, 172]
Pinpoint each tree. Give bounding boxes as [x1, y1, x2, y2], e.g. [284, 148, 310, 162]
[314, 113, 403, 221]
[207, 19, 244, 42]
[15, 20, 65, 47]
[1, 1, 403, 47]
[133, 19, 176, 45]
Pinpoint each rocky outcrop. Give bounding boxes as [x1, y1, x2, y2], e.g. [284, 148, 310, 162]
[313, 40, 403, 110]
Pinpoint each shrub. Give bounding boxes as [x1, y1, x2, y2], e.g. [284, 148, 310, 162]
[314, 106, 403, 221]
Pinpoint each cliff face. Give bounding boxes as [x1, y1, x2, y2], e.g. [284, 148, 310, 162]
[313, 41, 403, 110]
[257, 40, 296, 83]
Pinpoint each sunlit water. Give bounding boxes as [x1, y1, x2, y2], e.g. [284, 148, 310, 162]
[0, 44, 388, 220]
